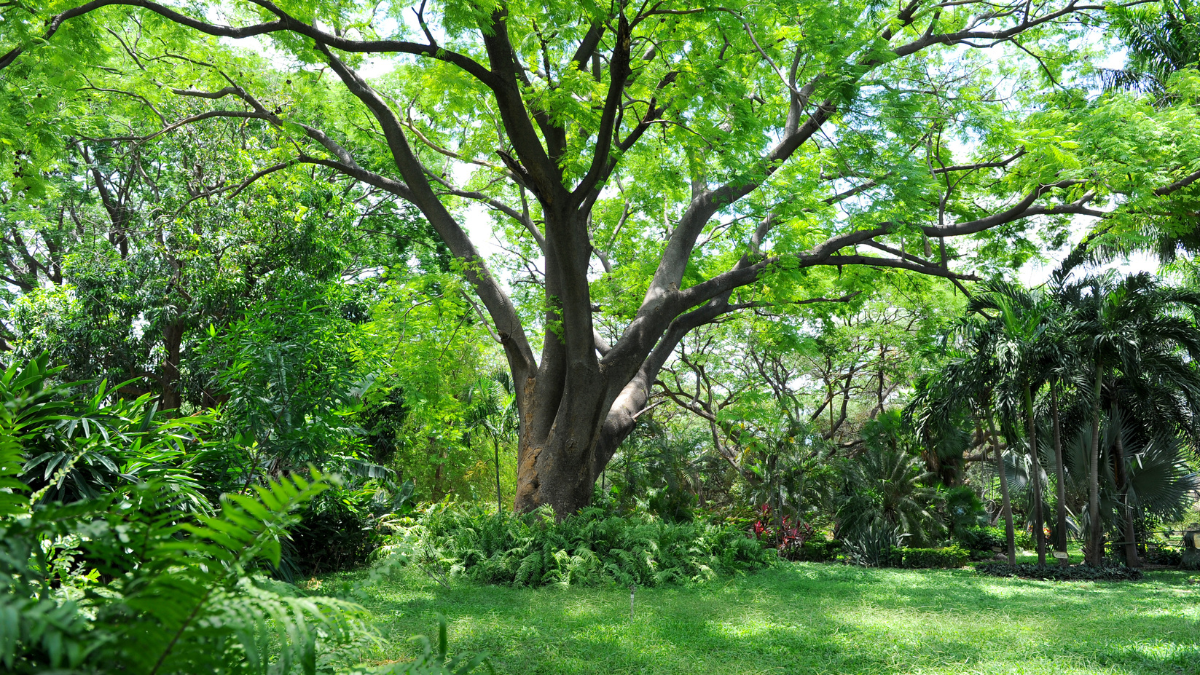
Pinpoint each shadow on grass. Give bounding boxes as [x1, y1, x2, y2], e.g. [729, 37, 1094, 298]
[349, 563, 1200, 675]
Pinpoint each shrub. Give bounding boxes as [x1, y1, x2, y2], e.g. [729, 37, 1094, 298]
[955, 526, 1034, 558]
[796, 539, 842, 562]
[843, 522, 905, 567]
[1144, 547, 1183, 566]
[289, 491, 386, 577]
[903, 545, 969, 568]
[943, 486, 987, 538]
[752, 504, 816, 560]
[975, 563, 1144, 582]
[956, 526, 1004, 552]
[0, 356, 490, 675]
[380, 503, 777, 587]
[1015, 530, 1034, 551]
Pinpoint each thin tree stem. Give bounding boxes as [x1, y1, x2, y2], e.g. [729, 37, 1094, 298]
[1024, 382, 1045, 566]
[1051, 382, 1068, 553]
[1087, 362, 1104, 565]
[988, 408, 1016, 565]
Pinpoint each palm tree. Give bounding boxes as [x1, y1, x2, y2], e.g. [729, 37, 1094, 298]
[1061, 272, 1200, 565]
[1043, 272, 1087, 555]
[965, 281, 1054, 565]
[1102, 0, 1200, 99]
[838, 443, 937, 546]
[909, 320, 1018, 563]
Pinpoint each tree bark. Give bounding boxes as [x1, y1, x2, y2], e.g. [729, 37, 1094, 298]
[160, 319, 185, 412]
[1051, 382, 1069, 553]
[988, 409, 1016, 564]
[1111, 404, 1140, 567]
[1086, 362, 1104, 566]
[1024, 382, 1046, 566]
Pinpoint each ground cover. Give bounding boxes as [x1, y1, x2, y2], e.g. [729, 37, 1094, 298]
[335, 563, 1199, 675]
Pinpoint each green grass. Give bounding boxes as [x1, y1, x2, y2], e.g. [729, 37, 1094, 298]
[339, 564, 1200, 675]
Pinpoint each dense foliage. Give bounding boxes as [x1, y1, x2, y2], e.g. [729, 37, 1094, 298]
[383, 504, 777, 588]
[2, 0, 1200, 669]
[0, 356, 491, 674]
[975, 563, 1146, 582]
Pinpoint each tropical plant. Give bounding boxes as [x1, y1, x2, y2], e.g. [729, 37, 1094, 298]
[380, 503, 776, 588]
[842, 522, 905, 568]
[1102, 0, 1200, 98]
[908, 317, 1019, 563]
[1061, 272, 1200, 564]
[837, 442, 938, 547]
[962, 280, 1055, 564]
[463, 372, 519, 515]
[0, 355, 490, 674]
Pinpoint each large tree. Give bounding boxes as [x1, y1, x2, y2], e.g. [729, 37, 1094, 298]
[4, 0, 1199, 516]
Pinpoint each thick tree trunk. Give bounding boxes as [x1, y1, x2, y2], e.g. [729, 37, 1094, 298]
[1111, 404, 1139, 567]
[988, 410, 1016, 565]
[512, 390, 618, 516]
[1086, 363, 1104, 566]
[1051, 383, 1069, 553]
[1024, 383, 1045, 566]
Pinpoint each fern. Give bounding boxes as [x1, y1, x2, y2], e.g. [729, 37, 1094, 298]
[380, 503, 777, 588]
[0, 355, 490, 675]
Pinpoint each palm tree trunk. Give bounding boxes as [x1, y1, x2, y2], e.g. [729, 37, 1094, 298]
[988, 409, 1016, 564]
[1111, 404, 1139, 567]
[1051, 382, 1068, 553]
[1024, 382, 1046, 566]
[1087, 362, 1104, 565]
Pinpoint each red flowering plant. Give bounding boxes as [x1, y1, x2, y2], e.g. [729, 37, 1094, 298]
[753, 504, 815, 560]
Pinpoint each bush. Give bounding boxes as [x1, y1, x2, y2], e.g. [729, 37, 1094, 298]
[1015, 530, 1034, 551]
[287, 474, 415, 578]
[288, 491, 386, 576]
[956, 526, 1004, 552]
[955, 526, 1034, 559]
[843, 522, 904, 567]
[975, 563, 1144, 582]
[903, 545, 969, 568]
[1144, 547, 1183, 566]
[380, 503, 777, 587]
[751, 505, 816, 560]
[796, 539, 842, 562]
[943, 486, 987, 538]
[0, 356, 490, 675]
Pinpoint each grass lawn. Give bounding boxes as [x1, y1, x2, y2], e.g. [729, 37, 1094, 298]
[338, 563, 1200, 675]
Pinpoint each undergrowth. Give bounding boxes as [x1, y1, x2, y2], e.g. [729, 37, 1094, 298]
[379, 503, 777, 587]
[975, 562, 1145, 581]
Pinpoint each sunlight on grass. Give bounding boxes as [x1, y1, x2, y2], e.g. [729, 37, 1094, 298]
[341, 563, 1200, 675]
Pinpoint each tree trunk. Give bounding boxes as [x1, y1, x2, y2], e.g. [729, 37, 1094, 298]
[1086, 362, 1104, 566]
[160, 319, 185, 412]
[493, 434, 503, 516]
[1024, 382, 1046, 566]
[1051, 382, 1068, 553]
[1111, 404, 1139, 567]
[988, 409, 1016, 564]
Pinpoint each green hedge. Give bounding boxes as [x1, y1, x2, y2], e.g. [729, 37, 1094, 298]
[956, 526, 1033, 558]
[902, 545, 969, 568]
[797, 539, 842, 562]
[975, 562, 1144, 581]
